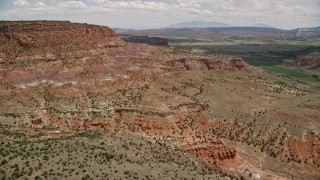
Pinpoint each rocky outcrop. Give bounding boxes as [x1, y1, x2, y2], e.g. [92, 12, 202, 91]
[181, 138, 237, 163]
[31, 118, 43, 128]
[295, 52, 320, 70]
[168, 58, 253, 72]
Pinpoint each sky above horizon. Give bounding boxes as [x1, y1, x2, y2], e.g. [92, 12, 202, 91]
[0, 0, 319, 29]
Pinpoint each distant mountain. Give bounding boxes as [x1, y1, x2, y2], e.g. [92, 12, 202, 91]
[205, 27, 284, 33]
[167, 21, 233, 28]
[115, 26, 320, 39]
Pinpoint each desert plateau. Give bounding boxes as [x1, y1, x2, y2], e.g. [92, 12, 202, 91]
[0, 20, 319, 180]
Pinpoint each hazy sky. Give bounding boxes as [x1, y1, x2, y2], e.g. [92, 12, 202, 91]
[0, 0, 319, 29]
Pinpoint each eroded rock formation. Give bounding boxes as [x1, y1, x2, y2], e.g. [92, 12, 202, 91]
[181, 138, 237, 163]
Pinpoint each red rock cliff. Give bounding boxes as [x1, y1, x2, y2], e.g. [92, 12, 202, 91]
[0, 21, 123, 58]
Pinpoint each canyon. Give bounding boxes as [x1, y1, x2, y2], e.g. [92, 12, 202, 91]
[0, 21, 319, 179]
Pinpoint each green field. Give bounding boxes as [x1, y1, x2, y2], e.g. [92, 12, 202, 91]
[278, 40, 320, 46]
[262, 65, 310, 78]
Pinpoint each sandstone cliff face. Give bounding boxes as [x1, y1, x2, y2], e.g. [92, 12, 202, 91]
[168, 58, 253, 72]
[0, 21, 122, 56]
[0, 21, 125, 85]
